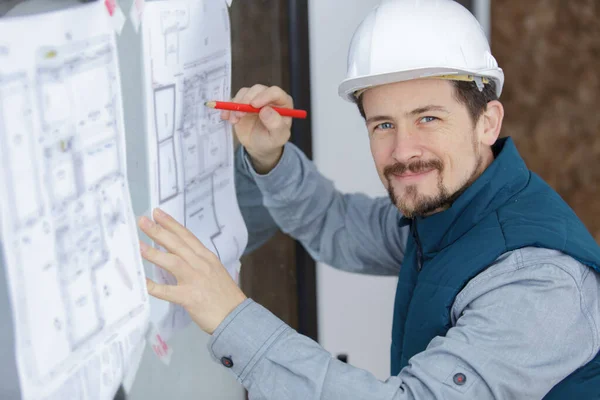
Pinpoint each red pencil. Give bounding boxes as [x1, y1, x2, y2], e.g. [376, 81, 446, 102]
[205, 101, 307, 119]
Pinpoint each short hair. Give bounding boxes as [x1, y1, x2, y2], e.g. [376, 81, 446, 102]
[356, 79, 498, 125]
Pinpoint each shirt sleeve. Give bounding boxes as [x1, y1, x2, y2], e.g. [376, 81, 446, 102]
[234, 143, 280, 255]
[208, 250, 600, 399]
[236, 142, 407, 276]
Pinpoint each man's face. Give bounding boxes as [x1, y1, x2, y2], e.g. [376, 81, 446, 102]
[362, 79, 488, 218]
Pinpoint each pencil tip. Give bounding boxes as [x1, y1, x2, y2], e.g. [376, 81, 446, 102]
[204, 101, 216, 108]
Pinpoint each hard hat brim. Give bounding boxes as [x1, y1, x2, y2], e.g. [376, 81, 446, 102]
[338, 66, 504, 103]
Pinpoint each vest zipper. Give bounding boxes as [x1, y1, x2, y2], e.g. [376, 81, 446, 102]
[412, 220, 424, 271]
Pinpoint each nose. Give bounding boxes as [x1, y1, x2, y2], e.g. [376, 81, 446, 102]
[391, 129, 423, 164]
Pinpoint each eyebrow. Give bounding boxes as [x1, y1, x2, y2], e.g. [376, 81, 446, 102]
[365, 115, 394, 125]
[407, 105, 450, 116]
[365, 105, 450, 125]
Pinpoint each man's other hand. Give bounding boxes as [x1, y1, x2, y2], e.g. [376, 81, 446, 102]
[138, 208, 247, 334]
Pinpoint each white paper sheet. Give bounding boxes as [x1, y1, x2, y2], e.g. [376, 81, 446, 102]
[140, 0, 248, 341]
[0, 3, 150, 399]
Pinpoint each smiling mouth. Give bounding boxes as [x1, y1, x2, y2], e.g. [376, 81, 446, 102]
[392, 169, 435, 181]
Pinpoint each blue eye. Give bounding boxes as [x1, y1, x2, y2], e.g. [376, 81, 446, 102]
[376, 122, 394, 130]
[420, 116, 438, 123]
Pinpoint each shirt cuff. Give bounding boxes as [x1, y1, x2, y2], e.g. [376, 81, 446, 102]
[241, 142, 301, 194]
[208, 298, 290, 382]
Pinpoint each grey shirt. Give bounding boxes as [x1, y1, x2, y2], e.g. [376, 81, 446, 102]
[208, 143, 600, 399]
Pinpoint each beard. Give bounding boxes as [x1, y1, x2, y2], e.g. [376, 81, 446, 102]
[384, 142, 483, 218]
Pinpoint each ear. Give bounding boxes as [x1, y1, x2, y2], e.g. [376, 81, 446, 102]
[479, 100, 504, 146]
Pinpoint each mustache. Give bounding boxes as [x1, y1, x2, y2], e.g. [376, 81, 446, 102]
[384, 159, 444, 177]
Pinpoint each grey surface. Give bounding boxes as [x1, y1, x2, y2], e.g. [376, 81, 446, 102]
[0, 0, 22, 17]
[2, 0, 77, 17]
[0, 246, 22, 399]
[129, 323, 243, 400]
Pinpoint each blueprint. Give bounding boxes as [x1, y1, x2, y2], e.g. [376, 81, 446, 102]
[0, 3, 150, 399]
[141, 0, 248, 339]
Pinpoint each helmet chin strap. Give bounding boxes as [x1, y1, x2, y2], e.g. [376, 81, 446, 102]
[353, 74, 490, 99]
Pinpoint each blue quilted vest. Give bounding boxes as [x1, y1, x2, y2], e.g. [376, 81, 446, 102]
[390, 137, 600, 398]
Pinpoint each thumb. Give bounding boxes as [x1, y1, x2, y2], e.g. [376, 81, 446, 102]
[259, 106, 287, 136]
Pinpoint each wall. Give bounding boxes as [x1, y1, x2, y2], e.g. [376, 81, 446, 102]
[491, 0, 600, 242]
[308, 0, 397, 380]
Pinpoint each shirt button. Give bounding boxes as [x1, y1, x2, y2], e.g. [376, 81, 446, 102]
[453, 372, 466, 385]
[221, 356, 234, 368]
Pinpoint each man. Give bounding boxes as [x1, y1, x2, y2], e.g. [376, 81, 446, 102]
[137, 0, 600, 398]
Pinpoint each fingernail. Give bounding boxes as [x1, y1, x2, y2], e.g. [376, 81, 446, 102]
[139, 216, 153, 229]
[154, 208, 165, 217]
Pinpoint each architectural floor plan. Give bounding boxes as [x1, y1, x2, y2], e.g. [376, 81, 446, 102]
[0, 3, 149, 399]
[141, 0, 248, 339]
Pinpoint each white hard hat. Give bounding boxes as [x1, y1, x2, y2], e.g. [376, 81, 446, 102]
[338, 0, 504, 102]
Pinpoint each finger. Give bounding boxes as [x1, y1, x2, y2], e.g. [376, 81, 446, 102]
[224, 87, 250, 123]
[152, 208, 217, 261]
[232, 87, 249, 103]
[138, 215, 198, 263]
[259, 106, 290, 136]
[239, 84, 268, 107]
[139, 240, 188, 279]
[146, 278, 181, 304]
[250, 86, 293, 109]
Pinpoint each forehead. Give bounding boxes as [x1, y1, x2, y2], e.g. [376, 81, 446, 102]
[361, 79, 458, 114]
